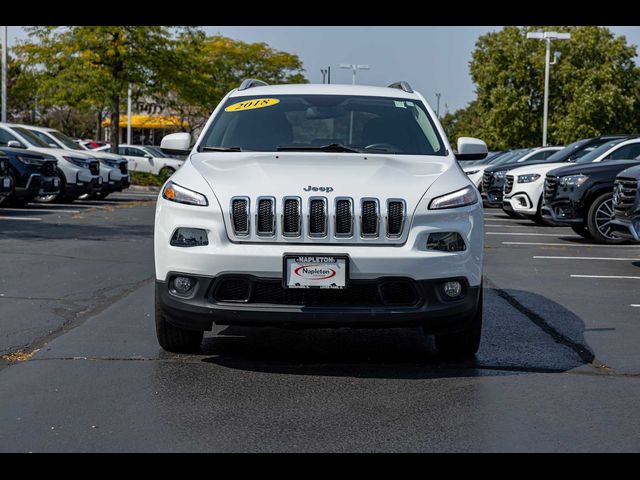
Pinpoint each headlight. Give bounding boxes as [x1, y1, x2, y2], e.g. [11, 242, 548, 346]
[559, 174, 588, 187]
[465, 170, 480, 176]
[16, 155, 45, 166]
[494, 171, 507, 179]
[63, 156, 91, 169]
[517, 174, 541, 184]
[429, 186, 477, 210]
[162, 181, 208, 206]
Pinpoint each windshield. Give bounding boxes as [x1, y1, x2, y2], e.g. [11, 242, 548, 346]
[575, 139, 627, 164]
[145, 146, 164, 157]
[11, 127, 51, 148]
[200, 94, 446, 155]
[50, 131, 85, 151]
[491, 149, 531, 166]
[540, 138, 593, 163]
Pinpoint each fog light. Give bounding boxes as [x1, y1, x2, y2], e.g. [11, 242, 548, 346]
[443, 281, 462, 298]
[173, 276, 195, 295]
[170, 228, 209, 247]
[427, 232, 466, 252]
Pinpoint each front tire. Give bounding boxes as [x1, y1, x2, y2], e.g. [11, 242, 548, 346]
[155, 293, 203, 353]
[433, 289, 483, 359]
[586, 193, 626, 244]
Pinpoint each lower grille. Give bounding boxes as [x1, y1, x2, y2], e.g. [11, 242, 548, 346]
[505, 175, 514, 194]
[40, 161, 56, 176]
[212, 277, 420, 307]
[544, 176, 558, 202]
[613, 177, 638, 216]
[119, 162, 128, 174]
[89, 161, 100, 175]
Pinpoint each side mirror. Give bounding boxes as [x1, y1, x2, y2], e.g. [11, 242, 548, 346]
[455, 137, 488, 161]
[144, 154, 153, 159]
[7, 140, 25, 149]
[48, 143, 58, 148]
[161, 132, 191, 156]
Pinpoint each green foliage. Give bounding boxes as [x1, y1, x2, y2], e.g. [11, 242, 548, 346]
[440, 100, 485, 144]
[469, 26, 640, 149]
[130, 171, 165, 187]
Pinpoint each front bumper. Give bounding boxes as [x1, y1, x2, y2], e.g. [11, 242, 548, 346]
[481, 189, 503, 207]
[503, 191, 537, 215]
[66, 175, 103, 196]
[156, 276, 481, 332]
[22, 174, 60, 197]
[541, 199, 585, 225]
[1, 175, 13, 196]
[611, 216, 640, 241]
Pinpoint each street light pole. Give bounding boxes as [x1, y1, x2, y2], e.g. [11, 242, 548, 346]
[339, 63, 369, 85]
[1, 26, 7, 123]
[527, 30, 571, 146]
[127, 84, 132, 144]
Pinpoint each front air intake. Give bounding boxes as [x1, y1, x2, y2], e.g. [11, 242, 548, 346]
[256, 197, 275, 236]
[282, 197, 301, 236]
[361, 199, 379, 237]
[335, 198, 353, 237]
[386, 200, 405, 237]
[309, 198, 327, 236]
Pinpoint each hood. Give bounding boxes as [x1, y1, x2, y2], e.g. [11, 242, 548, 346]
[462, 163, 490, 174]
[548, 160, 640, 178]
[28, 146, 96, 161]
[86, 150, 126, 162]
[486, 159, 553, 174]
[507, 162, 567, 177]
[616, 164, 640, 180]
[190, 151, 451, 210]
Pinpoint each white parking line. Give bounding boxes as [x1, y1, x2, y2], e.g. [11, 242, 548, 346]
[483, 218, 521, 222]
[502, 242, 640, 248]
[535, 256, 640, 261]
[485, 224, 548, 228]
[0, 216, 41, 221]
[486, 232, 582, 238]
[571, 275, 640, 280]
[1, 208, 80, 214]
[61, 203, 107, 209]
[29, 203, 105, 209]
[631, 305, 640, 307]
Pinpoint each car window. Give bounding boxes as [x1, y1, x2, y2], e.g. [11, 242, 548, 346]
[605, 143, 640, 161]
[49, 131, 86, 151]
[125, 147, 146, 157]
[200, 94, 446, 155]
[541, 139, 591, 163]
[521, 150, 548, 162]
[575, 139, 627, 164]
[30, 130, 58, 146]
[10, 127, 52, 148]
[0, 128, 20, 147]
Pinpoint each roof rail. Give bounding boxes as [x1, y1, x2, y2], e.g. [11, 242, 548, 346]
[387, 81, 413, 93]
[238, 79, 269, 91]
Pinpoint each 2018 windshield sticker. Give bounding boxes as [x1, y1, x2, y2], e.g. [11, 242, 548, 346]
[225, 98, 280, 112]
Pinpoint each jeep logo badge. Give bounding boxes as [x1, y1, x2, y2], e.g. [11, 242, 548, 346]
[303, 186, 334, 193]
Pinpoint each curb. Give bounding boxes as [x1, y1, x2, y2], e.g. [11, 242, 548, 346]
[126, 185, 161, 193]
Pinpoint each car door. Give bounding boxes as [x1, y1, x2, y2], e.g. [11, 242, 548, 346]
[117, 147, 141, 172]
[603, 142, 640, 162]
[124, 147, 152, 173]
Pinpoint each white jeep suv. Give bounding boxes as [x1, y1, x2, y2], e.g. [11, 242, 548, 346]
[154, 80, 486, 357]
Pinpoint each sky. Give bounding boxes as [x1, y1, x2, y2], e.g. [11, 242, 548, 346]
[7, 26, 640, 113]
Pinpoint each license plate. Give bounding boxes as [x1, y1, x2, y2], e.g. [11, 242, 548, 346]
[3, 178, 10, 188]
[284, 255, 348, 289]
[53, 178, 59, 187]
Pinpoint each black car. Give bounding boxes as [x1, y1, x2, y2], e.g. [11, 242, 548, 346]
[611, 165, 640, 241]
[481, 147, 561, 208]
[0, 151, 14, 205]
[542, 158, 640, 243]
[0, 146, 60, 207]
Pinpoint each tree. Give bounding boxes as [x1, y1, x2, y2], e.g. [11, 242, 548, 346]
[155, 33, 307, 134]
[470, 26, 640, 149]
[440, 100, 486, 145]
[17, 26, 196, 152]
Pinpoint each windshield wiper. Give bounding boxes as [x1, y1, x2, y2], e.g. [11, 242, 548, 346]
[277, 143, 361, 153]
[199, 146, 243, 152]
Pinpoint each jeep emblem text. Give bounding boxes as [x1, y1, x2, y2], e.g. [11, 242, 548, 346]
[303, 186, 334, 193]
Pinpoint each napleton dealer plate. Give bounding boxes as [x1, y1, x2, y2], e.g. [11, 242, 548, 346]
[284, 255, 348, 289]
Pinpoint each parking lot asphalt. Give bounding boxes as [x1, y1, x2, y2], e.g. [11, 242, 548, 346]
[1, 195, 640, 452]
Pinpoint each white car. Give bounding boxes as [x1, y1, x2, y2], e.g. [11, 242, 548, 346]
[153, 80, 486, 357]
[96, 144, 184, 178]
[504, 136, 637, 222]
[462, 148, 540, 190]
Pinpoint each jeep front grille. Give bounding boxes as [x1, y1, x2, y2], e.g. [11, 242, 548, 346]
[613, 177, 638, 216]
[256, 197, 275, 236]
[231, 197, 249, 235]
[361, 199, 379, 237]
[505, 175, 514, 194]
[229, 196, 408, 242]
[309, 198, 328, 236]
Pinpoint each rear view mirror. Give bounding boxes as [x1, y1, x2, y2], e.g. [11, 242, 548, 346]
[161, 133, 191, 156]
[455, 137, 488, 161]
[7, 140, 24, 149]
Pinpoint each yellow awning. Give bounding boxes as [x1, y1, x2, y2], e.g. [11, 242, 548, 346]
[101, 115, 188, 129]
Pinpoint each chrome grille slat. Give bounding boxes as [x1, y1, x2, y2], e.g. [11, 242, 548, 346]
[282, 197, 301, 237]
[361, 199, 380, 237]
[308, 197, 328, 237]
[505, 175, 514, 194]
[256, 197, 276, 236]
[613, 178, 638, 216]
[544, 176, 558, 201]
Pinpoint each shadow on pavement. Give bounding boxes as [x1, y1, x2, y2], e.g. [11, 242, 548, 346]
[194, 287, 594, 379]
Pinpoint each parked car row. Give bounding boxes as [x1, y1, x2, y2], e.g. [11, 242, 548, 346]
[462, 134, 640, 245]
[0, 122, 185, 207]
